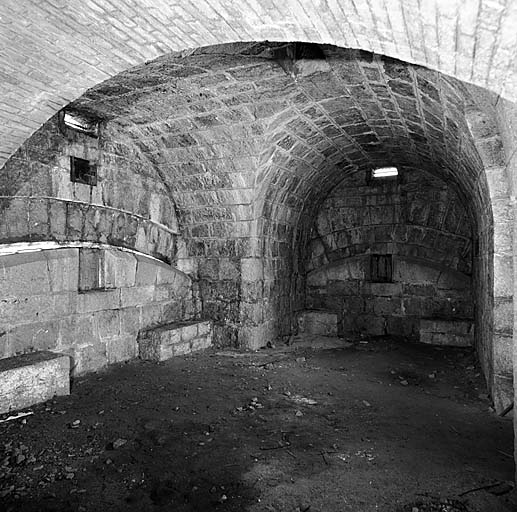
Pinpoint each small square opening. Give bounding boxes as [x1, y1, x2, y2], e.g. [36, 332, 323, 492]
[70, 156, 97, 186]
[370, 254, 393, 283]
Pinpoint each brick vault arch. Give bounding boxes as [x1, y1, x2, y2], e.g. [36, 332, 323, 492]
[2, 0, 517, 170]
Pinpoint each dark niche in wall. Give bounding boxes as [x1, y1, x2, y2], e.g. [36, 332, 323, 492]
[70, 156, 97, 186]
[369, 254, 393, 283]
[305, 169, 474, 340]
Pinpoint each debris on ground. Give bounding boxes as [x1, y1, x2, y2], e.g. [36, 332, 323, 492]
[0, 411, 34, 424]
[109, 438, 128, 450]
[289, 395, 317, 406]
[0, 338, 513, 512]
[402, 497, 469, 511]
[235, 397, 264, 413]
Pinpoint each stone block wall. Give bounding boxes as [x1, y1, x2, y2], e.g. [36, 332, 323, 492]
[487, 97, 517, 410]
[85, 54, 284, 348]
[139, 320, 212, 361]
[463, 93, 515, 411]
[305, 169, 474, 340]
[307, 256, 472, 339]
[0, 115, 178, 262]
[0, 247, 196, 375]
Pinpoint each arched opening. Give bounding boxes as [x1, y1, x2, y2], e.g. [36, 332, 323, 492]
[0, 40, 515, 507]
[246, 45, 513, 413]
[1, 40, 513, 417]
[303, 168, 474, 341]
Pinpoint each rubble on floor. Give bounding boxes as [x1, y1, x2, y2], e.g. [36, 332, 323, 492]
[0, 337, 514, 512]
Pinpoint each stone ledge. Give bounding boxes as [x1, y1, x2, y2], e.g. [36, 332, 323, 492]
[0, 351, 70, 414]
[297, 310, 338, 337]
[419, 318, 473, 347]
[138, 320, 212, 362]
[0, 197, 177, 263]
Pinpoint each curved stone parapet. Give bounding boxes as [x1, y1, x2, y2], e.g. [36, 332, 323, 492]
[0, 245, 196, 375]
[0, 197, 176, 263]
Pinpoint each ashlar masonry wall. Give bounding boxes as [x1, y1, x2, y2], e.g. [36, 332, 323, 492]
[0, 113, 199, 374]
[0, 247, 195, 375]
[305, 169, 474, 339]
[0, 115, 178, 262]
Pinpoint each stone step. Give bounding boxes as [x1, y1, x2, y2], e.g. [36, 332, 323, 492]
[419, 318, 474, 347]
[0, 351, 70, 414]
[297, 310, 338, 337]
[290, 333, 353, 349]
[138, 320, 212, 362]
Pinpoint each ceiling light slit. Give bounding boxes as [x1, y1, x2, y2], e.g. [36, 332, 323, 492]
[372, 167, 398, 178]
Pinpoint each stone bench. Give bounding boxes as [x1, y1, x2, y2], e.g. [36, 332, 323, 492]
[138, 320, 212, 362]
[0, 351, 70, 414]
[297, 310, 338, 337]
[419, 318, 473, 347]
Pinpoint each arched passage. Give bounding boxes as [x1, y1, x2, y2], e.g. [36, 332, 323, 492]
[0, 40, 515, 470]
[248, 47, 513, 412]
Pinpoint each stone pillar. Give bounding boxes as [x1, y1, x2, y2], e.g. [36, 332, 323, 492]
[513, 198, 517, 477]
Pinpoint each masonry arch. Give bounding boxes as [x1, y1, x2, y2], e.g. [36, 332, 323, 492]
[0, 38, 515, 418]
[249, 47, 513, 413]
[2, 0, 517, 172]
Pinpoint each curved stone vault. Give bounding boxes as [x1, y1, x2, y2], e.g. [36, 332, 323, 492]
[2, 0, 517, 170]
[1, 44, 512, 410]
[1, 0, 517, 483]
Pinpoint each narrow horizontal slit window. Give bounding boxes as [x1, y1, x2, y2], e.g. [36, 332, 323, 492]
[62, 111, 99, 137]
[372, 167, 398, 179]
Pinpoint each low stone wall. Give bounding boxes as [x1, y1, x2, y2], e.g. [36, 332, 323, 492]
[0, 246, 196, 375]
[306, 256, 473, 340]
[419, 318, 474, 347]
[139, 320, 212, 361]
[297, 311, 338, 337]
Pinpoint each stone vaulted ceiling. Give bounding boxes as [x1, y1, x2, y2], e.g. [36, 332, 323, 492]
[1, 0, 517, 170]
[65, 44, 487, 239]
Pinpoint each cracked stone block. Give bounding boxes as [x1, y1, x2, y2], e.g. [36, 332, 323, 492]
[0, 351, 70, 414]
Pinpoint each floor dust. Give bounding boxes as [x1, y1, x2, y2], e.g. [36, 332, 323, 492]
[0, 337, 515, 511]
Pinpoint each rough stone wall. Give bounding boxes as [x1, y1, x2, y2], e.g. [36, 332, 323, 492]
[464, 93, 514, 411]
[0, 115, 178, 262]
[0, 247, 194, 375]
[305, 169, 473, 338]
[0, 115, 200, 374]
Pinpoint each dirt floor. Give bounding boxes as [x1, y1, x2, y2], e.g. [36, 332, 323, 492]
[0, 336, 515, 512]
